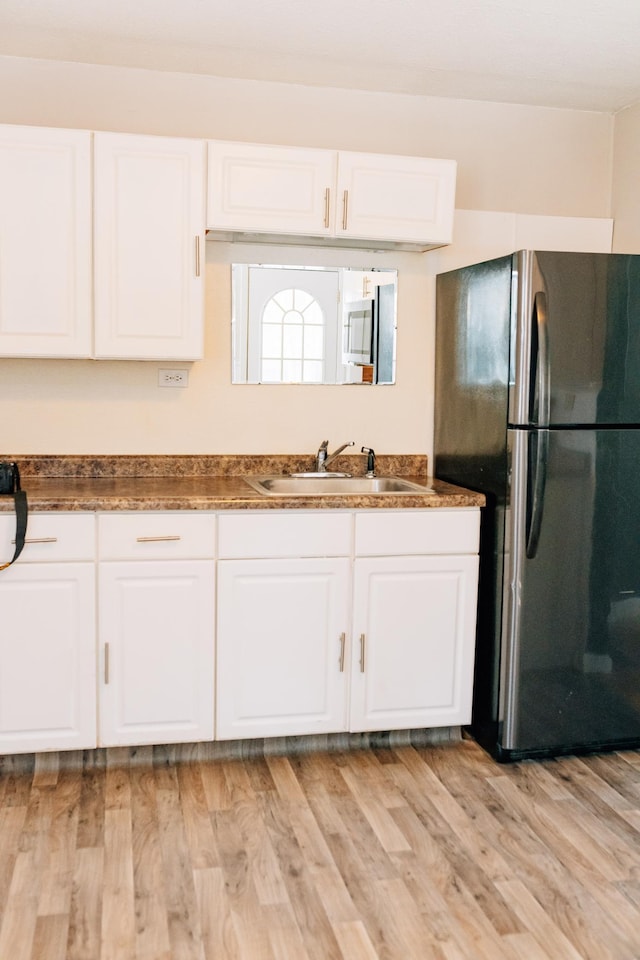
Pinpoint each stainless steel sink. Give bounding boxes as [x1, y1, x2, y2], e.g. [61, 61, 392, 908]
[244, 475, 435, 496]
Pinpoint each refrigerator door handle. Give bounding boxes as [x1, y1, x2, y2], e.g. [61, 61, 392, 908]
[533, 290, 551, 428]
[526, 428, 549, 559]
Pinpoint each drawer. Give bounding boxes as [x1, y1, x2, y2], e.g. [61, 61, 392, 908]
[355, 508, 480, 556]
[218, 512, 352, 558]
[98, 512, 215, 560]
[0, 512, 95, 563]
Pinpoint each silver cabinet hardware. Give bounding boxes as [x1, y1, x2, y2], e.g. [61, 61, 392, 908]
[135, 535, 181, 543]
[195, 235, 201, 277]
[11, 537, 57, 545]
[324, 187, 330, 228]
[342, 190, 349, 230]
[104, 643, 110, 685]
[359, 633, 366, 672]
[339, 632, 346, 672]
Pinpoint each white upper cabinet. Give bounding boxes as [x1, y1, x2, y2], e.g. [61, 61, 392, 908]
[207, 141, 337, 237]
[94, 132, 205, 360]
[207, 140, 456, 250]
[336, 152, 456, 245]
[0, 125, 92, 357]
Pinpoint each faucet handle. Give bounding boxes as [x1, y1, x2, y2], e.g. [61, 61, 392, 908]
[361, 446, 376, 478]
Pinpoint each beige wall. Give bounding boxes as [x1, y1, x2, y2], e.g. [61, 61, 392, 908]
[0, 55, 615, 456]
[612, 102, 640, 253]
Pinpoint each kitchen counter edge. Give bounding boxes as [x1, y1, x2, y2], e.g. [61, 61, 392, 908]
[0, 475, 484, 511]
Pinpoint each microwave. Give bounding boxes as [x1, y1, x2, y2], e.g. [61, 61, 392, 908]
[342, 298, 374, 365]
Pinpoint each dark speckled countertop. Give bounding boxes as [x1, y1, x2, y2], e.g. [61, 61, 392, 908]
[0, 455, 485, 511]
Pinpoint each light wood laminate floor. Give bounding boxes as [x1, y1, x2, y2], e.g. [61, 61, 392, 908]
[2, 738, 640, 959]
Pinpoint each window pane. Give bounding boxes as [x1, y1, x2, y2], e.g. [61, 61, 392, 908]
[261, 359, 282, 382]
[283, 325, 303, 359]
[262, 325, 282, 357]
[304, 325, 324, 359]
[263, 301, 283, 325]
[283, 359, 302, 381]
[283, 309, 304, 325]
[303, 301, 324, 325]
[303, 360, 323, 382]
[293, 289, 314, 311]
[273, 289, 295, 312]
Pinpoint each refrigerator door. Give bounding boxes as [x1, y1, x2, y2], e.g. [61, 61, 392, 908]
[499, 426, 640, 759]
[435, 254, 513, 496]
[510, 251, 640, 428]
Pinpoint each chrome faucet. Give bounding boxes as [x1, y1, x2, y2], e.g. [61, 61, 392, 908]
[316, 440, 354, 472]
[315, 440, 329, 471]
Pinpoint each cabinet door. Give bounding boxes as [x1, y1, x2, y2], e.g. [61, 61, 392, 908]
[217, 558, 349, 739]
[0, 563, 96, 753]
[207, 140, 336, 236]
[0, 125, 92, 357]
[336, 151, 456, 245]
[350, 555, 478, 732]
[99, 559, 215, 746]
[94, 132, 205, 360]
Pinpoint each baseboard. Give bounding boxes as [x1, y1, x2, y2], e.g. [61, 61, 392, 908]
[0, 726, 463, 775]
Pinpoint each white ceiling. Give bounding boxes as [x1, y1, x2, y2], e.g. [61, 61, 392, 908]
[1, 0, 639, 113]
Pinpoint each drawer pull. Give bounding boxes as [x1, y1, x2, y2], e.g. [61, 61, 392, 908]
[11, 536, 58, 545]
[359, 633, 366, 673]
[104, 643, 110, 685]
[339, 632, 346, 672]
[135, 535, 182, 543]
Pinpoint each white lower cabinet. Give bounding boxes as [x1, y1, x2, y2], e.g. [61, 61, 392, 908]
[351, 510, 480, 732]
[216, 512, 352, 740]
[349, 554, 479, 732]
[0, 514, 96, 753]
[97, 514, 215, 747]
[0, 506, 479, 756]
[215, 508, 480, 741]
[216, 558, 350, 739]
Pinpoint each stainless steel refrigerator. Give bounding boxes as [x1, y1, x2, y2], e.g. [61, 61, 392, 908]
[435, 250, 640, 761]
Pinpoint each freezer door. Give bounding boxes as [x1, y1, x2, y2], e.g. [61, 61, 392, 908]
[500, 427, 640, 757]
[435, 255, 513, 495]
[511, 251, 640, 428]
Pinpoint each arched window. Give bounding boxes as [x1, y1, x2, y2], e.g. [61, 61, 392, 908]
[261, 287, 325, 383]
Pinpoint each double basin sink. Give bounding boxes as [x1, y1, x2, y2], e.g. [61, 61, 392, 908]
[244, 474, 435, 497]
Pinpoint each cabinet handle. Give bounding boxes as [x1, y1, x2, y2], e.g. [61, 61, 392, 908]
[324, 187, 330, 228]
[359, 633, 366, 673]
[339, 632, 346, 672]
[342, 190, 349, 231]
[11, 536, 57, 545]
[135, 535, 181, 543]
[195, 236, 201, 277]
[104, 643, 110, 685]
